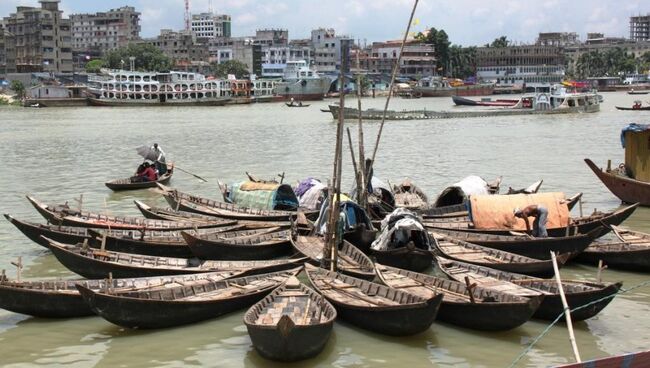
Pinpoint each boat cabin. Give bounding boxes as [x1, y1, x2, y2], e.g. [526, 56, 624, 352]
[621, 124, 650, 182]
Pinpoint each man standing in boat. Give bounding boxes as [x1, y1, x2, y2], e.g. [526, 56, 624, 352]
[513, 205, 548, 237]
[151, 143, 167, 175]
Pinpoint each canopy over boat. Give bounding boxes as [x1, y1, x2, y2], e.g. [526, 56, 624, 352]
[228, 181, 299, 211]
[469, 192, 569, 231]
[433, 175, 497, 207]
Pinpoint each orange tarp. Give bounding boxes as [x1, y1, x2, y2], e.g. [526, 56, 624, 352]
[470, 192, 570, 230]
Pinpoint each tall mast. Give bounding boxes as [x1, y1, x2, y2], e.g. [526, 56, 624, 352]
[184, 0, 191, 32]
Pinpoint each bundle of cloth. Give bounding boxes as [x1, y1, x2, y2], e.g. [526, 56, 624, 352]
[371, 208, 431, 251]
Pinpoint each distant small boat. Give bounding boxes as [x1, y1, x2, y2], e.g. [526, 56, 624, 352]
[627, 90, 649, 95]
[285, 102, 310, 107]
[105, 170, 173, 191]
[615, 105, 650, 111]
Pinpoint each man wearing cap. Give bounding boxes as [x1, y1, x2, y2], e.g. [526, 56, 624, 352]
[513, 205, 548, 237]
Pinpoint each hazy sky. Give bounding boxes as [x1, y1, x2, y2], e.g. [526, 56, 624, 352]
[2, 0, 649, 46]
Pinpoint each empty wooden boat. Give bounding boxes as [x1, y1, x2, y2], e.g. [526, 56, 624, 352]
[575, 227, 650, 271]
[4, 214, 92, 248]
[555, 349, 650, 368]
[305, 264, 442, 336]
[434, 234, 570, 277]
[157, 184, 307, 222]
[393, 179, 429, 211]
[182, 227, 292, 260]
[85, 226, 246, 258]
[43, 237, 307, 279]
[26, 195, 236, 231]
[105, 170, 173, 191]
[244, 276, 336, 362]
[375, 264, 541, 331]
[424, 203, 639, 238]
[291, 234, 375, 280]
[437, 258, 622, 321]
[429, 227, 600, 260]
[0, 270, 242, 318]
[76, 268, 301, 329]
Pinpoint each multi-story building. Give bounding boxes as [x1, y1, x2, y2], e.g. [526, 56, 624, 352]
[191, 12, 231, 40]
[254, 29, 288, 46]
[311, 28, 353, 73]
[207, 38, 261, 76]
[536, 32, 579, 47]
[630, 14, 650, 41]
[70, 6, 140, 53]
[3, 0, 73, 74]
[476, 45, 565, 85]
[367, 40, 436, 78]
[584, 32, 628, 45]
[0, 27, 6, 77]
[144, 29, 208, 69]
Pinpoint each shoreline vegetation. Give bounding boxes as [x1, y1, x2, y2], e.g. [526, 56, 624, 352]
[0, 94, 21, 106]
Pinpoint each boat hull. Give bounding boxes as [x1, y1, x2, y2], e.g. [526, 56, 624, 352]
[585, 158, 650, 205]
[533, 282, 622, 321]
[105, 171, 172, 191]
[414, 84, 494, 97]
[88, 97, 230, 107]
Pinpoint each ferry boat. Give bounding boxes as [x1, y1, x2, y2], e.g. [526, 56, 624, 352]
[509, 84, 600, 113]
[87, 69, 231, 106]
[413, 76, 495, 97]
[272, 61, 331, 101]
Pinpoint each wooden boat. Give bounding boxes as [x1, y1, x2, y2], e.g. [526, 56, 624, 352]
[370, 210, 434, 272]
[26, 195, 236, 230]
[181, 227, 293, 260]
[585, 158, 650, 206]
[305, 264, 442, 336]
[105, 170, 173, 191]
[424, 203, 639, 237]
[452, 95, 519, 107]
[392, 179, 429, 210]
[157, 184, 311, 222]
[76, 268, 300, 329]
[85, 226, 245, 258]
[437, 258, 621, 321]
[429, 227, 601, 260]
[43, 237, 307, 279]
[244, 276, 336, 362]
[375, 264, 540, 331]
[575, 226, 650, 271]
[4, 214, 92, 248]
[0, 270, 243, 318]
[627, 90, 650, 95]
[135, 200, 290, 229]
[434, 234, 570, 277]
[555, 349, 650, 367]
[615, 105, 650, 110]
[291, 234, 375, 280]
[285, 102, 310, 107]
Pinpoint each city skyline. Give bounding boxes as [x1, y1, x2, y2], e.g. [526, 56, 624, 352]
[1, 0, 649, 46]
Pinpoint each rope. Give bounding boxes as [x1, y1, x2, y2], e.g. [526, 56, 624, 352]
[508, 278, 650, 368]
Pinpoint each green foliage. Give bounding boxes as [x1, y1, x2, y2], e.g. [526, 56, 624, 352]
[415, 27, 451, 76]
[210, 60, 250, 78]
[574, 48, 638, 78]
[10, 80, 25, 99]
[355, 74, 371, 95]
[449, 45, 477, 79]
[489, 36, 510, 48]
[85, 59, 104, 73]
[102, 43, 172, 72]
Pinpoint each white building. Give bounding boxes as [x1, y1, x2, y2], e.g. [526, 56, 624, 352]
[70, 6, 140, 52]
[191, 12, 231, 39]
[311, 28, 352, 73]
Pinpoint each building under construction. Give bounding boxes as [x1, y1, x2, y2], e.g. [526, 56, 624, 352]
[630, 14, 650, 41]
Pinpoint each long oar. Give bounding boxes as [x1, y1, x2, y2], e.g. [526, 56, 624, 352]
[168, 163, 208, 183]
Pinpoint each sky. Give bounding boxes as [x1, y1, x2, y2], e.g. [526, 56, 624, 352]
[1, 0, 649, 46]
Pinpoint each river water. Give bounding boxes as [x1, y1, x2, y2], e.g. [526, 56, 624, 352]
[1, 92, 649, 367]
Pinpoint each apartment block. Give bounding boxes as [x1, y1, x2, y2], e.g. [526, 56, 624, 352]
[191, 12, 231, 39]
[70, 6, 140, 53]
[3, 0, 73, 73]
[630, 14, 650, 41]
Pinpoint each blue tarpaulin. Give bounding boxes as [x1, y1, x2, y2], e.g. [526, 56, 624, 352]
[620, 123, 650, 148]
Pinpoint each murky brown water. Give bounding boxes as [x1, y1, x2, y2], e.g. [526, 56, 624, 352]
[1, 92, 649, 367]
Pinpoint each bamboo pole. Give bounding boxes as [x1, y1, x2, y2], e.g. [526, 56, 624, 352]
[551, 251, 581, 363]
[347, 128, 361, 196]
[355, 51, 367, 209]
[324, 43, 348, 271]
[369, 0, 419, 167]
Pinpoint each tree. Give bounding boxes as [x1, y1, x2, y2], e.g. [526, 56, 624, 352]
[102, 43, 172, 72]
[574, 48, 637, 78]
[449, 45, 477, 79]
[211, 60, 250, 79]
[10, 80, 25, 99]
[85, 59, 104, 73]
[490, 36, 510, 48]
[415, 27, 451, 76]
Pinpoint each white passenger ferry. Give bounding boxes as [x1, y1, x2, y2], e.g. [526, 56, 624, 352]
[88, 69, 232, 106]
